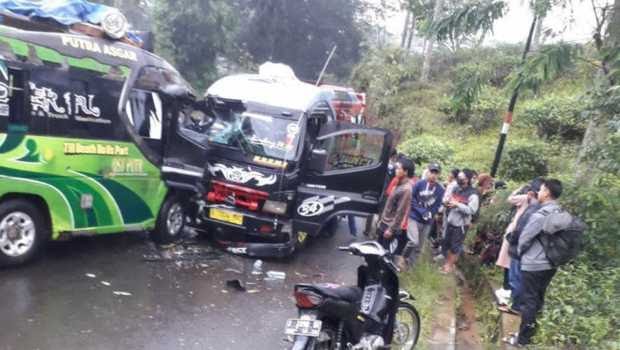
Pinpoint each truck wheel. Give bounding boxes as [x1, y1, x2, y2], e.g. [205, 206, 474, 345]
[0, 199, 49, 267]
[152, 195, 185, 244]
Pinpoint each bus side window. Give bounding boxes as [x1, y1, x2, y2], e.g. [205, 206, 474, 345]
[3, 68, 29, 128]
[125, 89, 163, 141]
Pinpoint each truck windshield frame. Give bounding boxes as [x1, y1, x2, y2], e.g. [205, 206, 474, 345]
[193, 107, 305, 161]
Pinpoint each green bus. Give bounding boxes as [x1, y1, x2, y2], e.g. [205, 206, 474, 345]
[0, 22, 209, 266]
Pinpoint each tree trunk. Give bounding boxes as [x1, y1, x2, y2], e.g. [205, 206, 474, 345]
[401, 10, 411, 48]
[575, 0, 619, 182]
[532, 16, 545, 50]
[406, 15, 416, 51]
[421, 0, 444, 82]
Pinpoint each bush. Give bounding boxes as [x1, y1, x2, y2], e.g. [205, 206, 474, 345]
[468, 87, 505, 133]
[499, 142, 549, 182]
[520, 93, 587, 141]
[535, 264, 620, 347]
[399, 135, 454, 166]
[560, 176, 620, 266]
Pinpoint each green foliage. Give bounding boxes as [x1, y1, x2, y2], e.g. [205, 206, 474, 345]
[507, 43, 582, 93]
[449, 63, 487, 119]
[498, 142, 549, 181]
[237, 0, 365, 81]
[535, 264, 620, 347]
[560, 176, 620, 266]
[472, 188, 512, 237]
[153, 0, 236, 90]
[520, 93, 587, 140]
[430, 0, 507, 47]
[399, 134, 454, 165]
[584, 82, 620, 175]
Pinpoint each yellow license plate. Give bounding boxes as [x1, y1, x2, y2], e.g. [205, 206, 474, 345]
[210, 208, 244, 225]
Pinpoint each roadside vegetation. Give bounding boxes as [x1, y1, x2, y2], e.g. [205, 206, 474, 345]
[350, 4, 619, 347]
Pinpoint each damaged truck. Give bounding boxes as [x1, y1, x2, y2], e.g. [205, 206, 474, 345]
[182, 64, 394, 258]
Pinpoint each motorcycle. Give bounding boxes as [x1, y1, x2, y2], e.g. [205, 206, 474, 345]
[284, 241, 420, 349]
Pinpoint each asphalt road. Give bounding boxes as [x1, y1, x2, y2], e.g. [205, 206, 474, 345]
[0, 220, 363, 350]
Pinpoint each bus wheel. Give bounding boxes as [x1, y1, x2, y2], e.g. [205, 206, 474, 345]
[152, 195, 185, 244]
[0, 199, 49, 266]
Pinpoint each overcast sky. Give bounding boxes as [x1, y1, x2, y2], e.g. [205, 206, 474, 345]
[382, 0, 610, 45]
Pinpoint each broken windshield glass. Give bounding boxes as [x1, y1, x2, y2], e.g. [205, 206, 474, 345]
[199, 109, 303, 161]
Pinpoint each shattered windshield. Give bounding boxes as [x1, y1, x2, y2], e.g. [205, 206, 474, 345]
[205, 109, 303, 161]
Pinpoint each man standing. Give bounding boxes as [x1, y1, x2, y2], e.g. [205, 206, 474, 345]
[441, 170, 479, 273]
[504, 179, 564, 347]
[377, 158, 414, 253]
[407, 163, 445, 264]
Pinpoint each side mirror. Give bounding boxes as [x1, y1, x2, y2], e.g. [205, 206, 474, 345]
[307, 148, 327, 173]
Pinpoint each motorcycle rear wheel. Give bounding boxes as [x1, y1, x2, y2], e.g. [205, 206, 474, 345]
[392, 302, 421, 349]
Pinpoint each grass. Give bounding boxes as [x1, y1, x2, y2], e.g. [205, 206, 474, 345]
[400, 248, 454, 349]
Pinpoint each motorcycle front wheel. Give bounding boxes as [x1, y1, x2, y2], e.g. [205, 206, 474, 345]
[392, 302, 421, 349]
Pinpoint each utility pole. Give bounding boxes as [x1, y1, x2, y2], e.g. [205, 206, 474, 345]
[490, 15, 538, 177]
[316, 45, 337, 86]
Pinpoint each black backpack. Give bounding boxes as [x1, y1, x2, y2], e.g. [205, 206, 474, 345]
[537, 209, 587, 268]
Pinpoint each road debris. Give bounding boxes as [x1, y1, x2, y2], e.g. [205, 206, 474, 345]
[112, 291, 132, 296]
[100, 281, 111, 286]
[85, 273, 96, 279]
[226, 279, 246, 292]
[251, 260, 263, 275]
[265, 271, 286, 280]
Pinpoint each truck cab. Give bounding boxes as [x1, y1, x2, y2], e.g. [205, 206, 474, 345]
[172, 68, 393, 257]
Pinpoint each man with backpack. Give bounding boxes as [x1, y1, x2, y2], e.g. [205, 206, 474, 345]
[504, 179, 566, 347]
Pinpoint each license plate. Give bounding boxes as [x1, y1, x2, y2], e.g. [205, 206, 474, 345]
[210, 208, 243, 225]
[284, 318, 322, 337]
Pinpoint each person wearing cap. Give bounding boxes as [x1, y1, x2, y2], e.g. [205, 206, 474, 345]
[406, 163, 445, 265]
[441, 169, 479, 273]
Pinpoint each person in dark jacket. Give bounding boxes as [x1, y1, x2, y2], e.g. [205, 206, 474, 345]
[407, 163, 445, 264]
[503, 179, 564, 347]
[377, 158, 414, 253]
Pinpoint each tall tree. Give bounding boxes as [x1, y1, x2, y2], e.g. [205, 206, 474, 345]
[420, 0, 445, 82]
[237, 0, 364, 81]
[152, 0, 237, 90]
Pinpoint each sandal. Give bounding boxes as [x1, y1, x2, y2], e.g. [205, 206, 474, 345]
[497, 305, 521, 315]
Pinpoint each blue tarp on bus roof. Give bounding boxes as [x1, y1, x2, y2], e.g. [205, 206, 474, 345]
[0, 0, 113, 26]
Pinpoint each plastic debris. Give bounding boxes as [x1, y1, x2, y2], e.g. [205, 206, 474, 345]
[112, 291, 132, 296]
[265, 271, 286, 280]
[251, 260, 263, 275]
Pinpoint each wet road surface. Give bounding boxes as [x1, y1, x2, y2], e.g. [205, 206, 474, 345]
[0, 220, 363, 350]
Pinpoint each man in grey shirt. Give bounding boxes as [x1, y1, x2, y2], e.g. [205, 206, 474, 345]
[506, 179, 563, 347]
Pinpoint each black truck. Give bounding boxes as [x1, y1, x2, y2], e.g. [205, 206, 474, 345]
[169, 71, 394, 258]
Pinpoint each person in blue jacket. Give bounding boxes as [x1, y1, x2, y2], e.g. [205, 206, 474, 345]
[406, 163, 445, 264]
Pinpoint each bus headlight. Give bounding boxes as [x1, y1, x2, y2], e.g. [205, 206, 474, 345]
[263, 200, 287, 216]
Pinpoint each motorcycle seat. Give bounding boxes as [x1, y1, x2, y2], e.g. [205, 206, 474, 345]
[299, 283, 363, 304]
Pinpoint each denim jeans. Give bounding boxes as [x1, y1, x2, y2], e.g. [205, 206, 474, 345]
[347, 215, 357, 236]
[509, 258, 522, 311]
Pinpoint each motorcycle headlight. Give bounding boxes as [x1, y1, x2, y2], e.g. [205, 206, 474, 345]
[263, 200, 288, 216]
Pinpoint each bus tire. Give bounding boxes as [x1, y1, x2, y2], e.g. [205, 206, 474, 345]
[152, 195, 185, 245]
[0, 199, 50, 267]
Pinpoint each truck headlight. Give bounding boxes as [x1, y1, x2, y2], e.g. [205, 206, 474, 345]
[263, 200, 288, 216]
